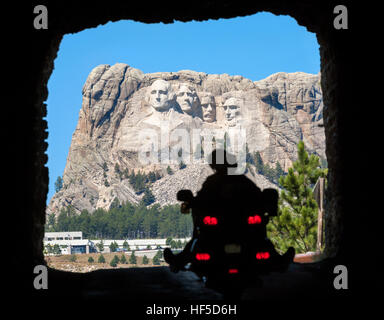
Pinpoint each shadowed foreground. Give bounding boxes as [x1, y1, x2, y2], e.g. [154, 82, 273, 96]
[37, 259, 349, 303]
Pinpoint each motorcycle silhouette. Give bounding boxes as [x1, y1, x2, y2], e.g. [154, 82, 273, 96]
[166, 187, 294, 297]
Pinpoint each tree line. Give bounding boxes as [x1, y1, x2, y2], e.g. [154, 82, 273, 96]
[46, 201, 193, 240]
[90, 250, 163, 267]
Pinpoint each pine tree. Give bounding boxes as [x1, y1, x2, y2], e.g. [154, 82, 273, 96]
[54, 176, 63, 193]
[129, 251, 137, 264]
[110, 255, 120, 267]
[267, 141, 327, 254]
[166, 237, 173, 246]
[109, 241, 118, 253]
[179, 161, 186, 170]
[148, 171, 156, 183]
[166, 166, 174, 175]
[141, 187, 155, 206]
[120, 254, 127, 264]
[114, 163, 122, 180]
[122, 240, 130, 251]
[96, 240, 104, 253]
[152, 250, 163, 265]
[275, 161, 285, 183]
[254, 151, 264, 174]
[98, 254, 106, 263]
[110, 197, 120, 209]
[152, 255, 160, 265]
[142, 255, 149, 265]
[131, 171, 146, 195]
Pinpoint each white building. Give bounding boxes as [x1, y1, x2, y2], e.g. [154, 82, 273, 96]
[44, 232, 96, 255]
[43, 233, 190, 255]
[44, 231, 83, 241]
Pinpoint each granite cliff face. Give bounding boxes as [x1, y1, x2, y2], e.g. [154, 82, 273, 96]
[47, 63, 325, 215]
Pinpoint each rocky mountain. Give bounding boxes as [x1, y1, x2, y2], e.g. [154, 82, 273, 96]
[47, 63, 325, 216]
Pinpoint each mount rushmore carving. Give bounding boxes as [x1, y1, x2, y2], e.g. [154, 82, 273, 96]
[145, 78, 244, 127]
[139, 78, 244, 129]
[47, 63, 325, 215]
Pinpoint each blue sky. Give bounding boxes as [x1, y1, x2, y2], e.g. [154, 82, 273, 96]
[45, 12, 320, 203]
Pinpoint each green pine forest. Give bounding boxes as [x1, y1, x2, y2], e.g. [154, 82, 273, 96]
[47, 202, 193, 240]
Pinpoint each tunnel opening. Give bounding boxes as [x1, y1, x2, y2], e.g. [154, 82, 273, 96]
[44, 13, 326, 274]
[23, 1, 367, 304]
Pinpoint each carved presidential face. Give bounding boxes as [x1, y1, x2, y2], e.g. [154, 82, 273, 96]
[147, 80, 172, 112]
[223, 97, 241, 126]
[201, 95, 216, 122]
[176, 84, 197, 115]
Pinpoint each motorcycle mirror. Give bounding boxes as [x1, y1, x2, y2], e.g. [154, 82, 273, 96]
[262, 188, 279, 217]
[177, 189, 194, 202]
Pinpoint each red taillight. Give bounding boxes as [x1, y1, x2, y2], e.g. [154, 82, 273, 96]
[228, 268, 239, 274]
[203, 216, 218, 225]
[196, 253, 210, 261]
[248, 214, 262, 224]
[256, 252, 270, 260]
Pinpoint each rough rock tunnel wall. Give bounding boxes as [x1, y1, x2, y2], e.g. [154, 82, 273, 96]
[19, 0, 367, 295]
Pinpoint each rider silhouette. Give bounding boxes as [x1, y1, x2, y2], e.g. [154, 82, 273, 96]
[163, 149, 295, 272]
